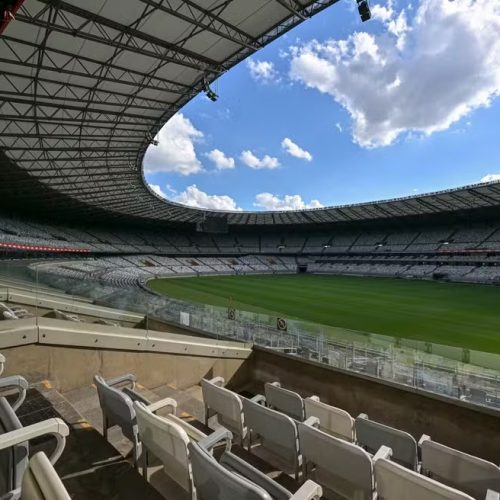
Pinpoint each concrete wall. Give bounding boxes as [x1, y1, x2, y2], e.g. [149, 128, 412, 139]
[246, 348, 500, 463]
[1, 343, 249, 393]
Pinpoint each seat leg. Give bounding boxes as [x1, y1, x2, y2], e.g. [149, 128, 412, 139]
[142, 448, 148, 480]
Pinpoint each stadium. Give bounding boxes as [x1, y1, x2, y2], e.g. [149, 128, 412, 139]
[0, 0, 499, 499]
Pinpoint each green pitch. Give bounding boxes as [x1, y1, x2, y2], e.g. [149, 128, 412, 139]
[148, 274, 500, 354]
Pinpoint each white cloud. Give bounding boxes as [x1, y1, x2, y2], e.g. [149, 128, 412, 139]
[254, 192, 324, 210]
[149, 184, 166, 198]
[247, 59, 281, 84]
[144, 113, 203, 175]
[281, 137, 313, 161]
[174, 185, 241, 211]
[371, 2, 394, 22]
[480, 174, 500, 183]
[240, 150, 280, 169]
[205, 149, 235, 170]
[335, 122, 343, 133]
[289, 0, 500, 148]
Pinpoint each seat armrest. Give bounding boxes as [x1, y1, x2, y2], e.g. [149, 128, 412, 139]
[250, 394, 266, 405]
[0, 375, 28, 411]
[0, 418, 69, 464]
[373, 445, 393, 462]
[308, 395, 320, 402]
[418, 434, 431, 447]
[208, 376, 225, 387]
[106, 373, 136, 389]
[486, 490, 500, 500]
[303, 416, 320, 428]
[269, 381, 281, 388]
[291, 480, 323, 500]
[0, 353, 5, 376]
[122, 386, 151, 405]
[199, 427, 233, 453]
[357, 412, 368, 420]
[147, 397, 177, 415]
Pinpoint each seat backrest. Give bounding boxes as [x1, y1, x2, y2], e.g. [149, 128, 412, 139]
[355, 415, 418, 470]
[0, 396, 28, 495]
[375, 457, 476, 500]
[421, 438, 500, 499]
[188, 441, 272, 500]
[134, 402, 192, 492]
[94, 376, 135, 440]
[201, 379, 244, 438]
[304, 397, 354, 442]
[298, 422, 374, 500]
[264, 383, 304, 421]
[242, 398, 299, 471]
[21, 451, 71, 500]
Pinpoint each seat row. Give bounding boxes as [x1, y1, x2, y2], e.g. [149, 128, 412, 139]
[201, 378, 500, 500]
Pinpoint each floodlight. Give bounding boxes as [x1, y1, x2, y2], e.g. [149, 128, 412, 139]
[203, 78, 218, 102]
[356, 0, 371, 21]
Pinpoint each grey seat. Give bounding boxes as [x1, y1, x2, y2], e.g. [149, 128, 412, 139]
[298, 418, 376, 500]
[264, 382, 305, 421]
[94, 373, 151, 466]
[420, 435, 500, 500]
[189, 427, 323, 500]
[242, 397, 301, 480]
[355, 413, 418, 470]
[201, 377, 247, 442]
[374, 448, 484, 500]
[304, 397, 355, 442]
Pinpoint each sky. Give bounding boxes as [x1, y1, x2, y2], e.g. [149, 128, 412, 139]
[144, 0, 500, 212]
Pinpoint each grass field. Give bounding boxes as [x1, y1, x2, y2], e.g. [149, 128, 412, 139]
[148, 274, 500, 354]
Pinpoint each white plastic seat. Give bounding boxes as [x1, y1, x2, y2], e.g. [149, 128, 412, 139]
[298, 418, 376, 500]
[375, 450, 481, 500]
[201, 377, 247, 442]
[304, 397, 355, 442]
[355, 413, 418, 470]
[134, 399, 206, 499]
[420, 435, 500, 499]
[242, 397, 301, 480]
[264, 382, 305, 421]
[189, 427, 322, 500]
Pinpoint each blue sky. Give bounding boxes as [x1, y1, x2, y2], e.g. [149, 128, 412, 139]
[144, 0, 500, 211]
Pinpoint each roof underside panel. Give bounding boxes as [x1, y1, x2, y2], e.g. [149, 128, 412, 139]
[1, 0, 500, 227]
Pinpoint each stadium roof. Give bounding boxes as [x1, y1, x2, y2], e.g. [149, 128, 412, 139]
[2, 0, 500, 228]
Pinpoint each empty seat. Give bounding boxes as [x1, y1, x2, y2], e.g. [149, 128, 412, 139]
[94, 373, 153, 465]
[134, 399, 207, 498]
[375, 450, 483, 500]
[201, 377, 247, 442]
[0, 418, 69, 500]
[420, 435, 500, 499]
[189, 427, 323, 500]
[304, 397, 355, 442]
[298, 419, 376, 499]
[242, 397, 301, 480]
[265, 382, 305, 421]
[355, 413, 418, 470]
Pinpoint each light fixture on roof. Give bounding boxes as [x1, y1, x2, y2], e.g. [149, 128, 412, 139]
[356, 0, 371, 22]
[277, 244, 286, 249]
[146, 132, 159, 146]
[203, 77, 218, 102]
[323, 244, 331, 248]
